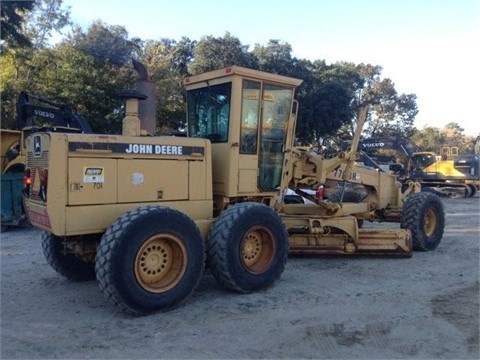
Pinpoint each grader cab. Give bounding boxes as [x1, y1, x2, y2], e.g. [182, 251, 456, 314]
[23, 66, 444, 315]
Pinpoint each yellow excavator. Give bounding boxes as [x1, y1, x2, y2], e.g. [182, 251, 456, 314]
[343, 137, 479, 197]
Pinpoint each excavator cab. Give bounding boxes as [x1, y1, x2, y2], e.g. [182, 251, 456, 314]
[184, 67, 302, 211]
[411, 152, 436, 170]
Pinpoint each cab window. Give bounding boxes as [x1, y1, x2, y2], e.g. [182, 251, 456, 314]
[258, 84, 294, 191]
[240, 80, 260, 154]
[186, 83, 231, 143]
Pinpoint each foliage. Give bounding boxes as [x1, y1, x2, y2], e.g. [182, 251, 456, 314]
[296, 77, 354, 147]
[188, 32, 255, 75]
[32, 42, 131, 133]
[252, 40, 294, 74]
[25, 0, 71, 49]
[411, 123, 476, 155]
[0, 51, 19, 127]
[295, 60, 360, 149]
[71, 20, 141, 66]
[42, 22, 140, 133]
[0, 0, 35, 49]
[0, 1, 474, 154]
[141, 37, 196, 132]
[1, 0, 73, 127]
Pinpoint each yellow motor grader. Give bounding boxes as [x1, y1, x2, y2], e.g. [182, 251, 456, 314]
[22, 66, 444, 315]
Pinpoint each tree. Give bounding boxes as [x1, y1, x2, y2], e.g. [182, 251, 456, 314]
[18, 0, 72, 88]
[411, 124, 475, 155]
[440, 122, 470, 153]
[252, 40, 295, 75]
[1, 6, 423, 143]
[330, 63, 418, 142]
[26, 22, 141, 134]
[41, 22, 142, 133]
[1, 0, 73, 128]
[25, 0, 71, 49]
[188, 32, 255, 74]
[294, 60, 357, 147]
[0, 0, 35, 49]
[411, 127, 444, 152]
[71, 20, 141, 66]
[140, 37, 196, 132]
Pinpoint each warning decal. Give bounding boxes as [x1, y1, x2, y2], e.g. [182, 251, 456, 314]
[83, 167, 105, 183]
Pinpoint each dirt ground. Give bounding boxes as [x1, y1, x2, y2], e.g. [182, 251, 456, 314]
[1, 194, 479, 359]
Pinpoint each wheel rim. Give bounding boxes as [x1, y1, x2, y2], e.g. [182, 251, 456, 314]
[241, 226, 276, 274]
[134, 234, 187, 293]
[424, 208, 437, 237]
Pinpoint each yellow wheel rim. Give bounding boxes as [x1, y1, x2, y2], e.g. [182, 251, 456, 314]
[134, 234, 187, 293]
[424, 208, 437, 237]
[241, 226, 276, 274]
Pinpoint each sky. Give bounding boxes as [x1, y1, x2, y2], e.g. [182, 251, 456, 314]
[60, 0, 479, 136]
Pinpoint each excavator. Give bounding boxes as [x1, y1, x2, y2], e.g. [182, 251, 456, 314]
[1, 92, 92, 231]
[2, 91, 92, 173]
[342, 137, 480, 197]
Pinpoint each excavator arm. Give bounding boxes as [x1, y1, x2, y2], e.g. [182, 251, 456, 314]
[15, 91, 93, 133]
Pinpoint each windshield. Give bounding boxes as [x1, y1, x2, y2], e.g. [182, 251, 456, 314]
[412, 153, 436, 169]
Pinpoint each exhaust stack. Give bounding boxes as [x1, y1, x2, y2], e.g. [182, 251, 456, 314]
[118, 90, 147, 136]
[132, 59, 157, 135]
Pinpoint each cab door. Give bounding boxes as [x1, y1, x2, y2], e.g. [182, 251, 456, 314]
[238, 81, 294, 193]
[258, 84, 293, 191]
[238, 80, 261, 193]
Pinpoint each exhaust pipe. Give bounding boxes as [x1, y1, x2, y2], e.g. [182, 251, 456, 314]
[132, 59, 157, 135]
[118, 90, 147, 136]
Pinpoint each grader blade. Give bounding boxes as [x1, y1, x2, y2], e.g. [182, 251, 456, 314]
[356, 229, 412, 256]
[288, 228, 412, 257]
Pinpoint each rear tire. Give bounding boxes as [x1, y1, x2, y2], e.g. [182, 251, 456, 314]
[401, 192, 445, 251]
[95, 206, 205, 316]
[42, 232, 96, 281]
[206, 202, 289, 293]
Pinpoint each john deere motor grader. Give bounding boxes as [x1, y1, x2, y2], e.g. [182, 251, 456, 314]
[23, 66, 444, 315]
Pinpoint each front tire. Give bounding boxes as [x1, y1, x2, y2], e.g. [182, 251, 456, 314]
[95, 206, 205, 316]
[206, 202, 289, 293]
[401, 192, 445, 251]
[42, 232, 96, 281]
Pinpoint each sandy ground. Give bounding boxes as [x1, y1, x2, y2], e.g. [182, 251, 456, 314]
[1, 195, 479, 359]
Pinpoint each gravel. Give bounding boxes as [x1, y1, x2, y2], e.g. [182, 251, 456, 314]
[1, 194, 479, 359]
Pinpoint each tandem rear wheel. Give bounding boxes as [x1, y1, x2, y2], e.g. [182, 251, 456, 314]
[43, 203, 290, 316]
[95, 206, 205, 316]
[206, 202, 289, 293]
[41, 232, 96, 281]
